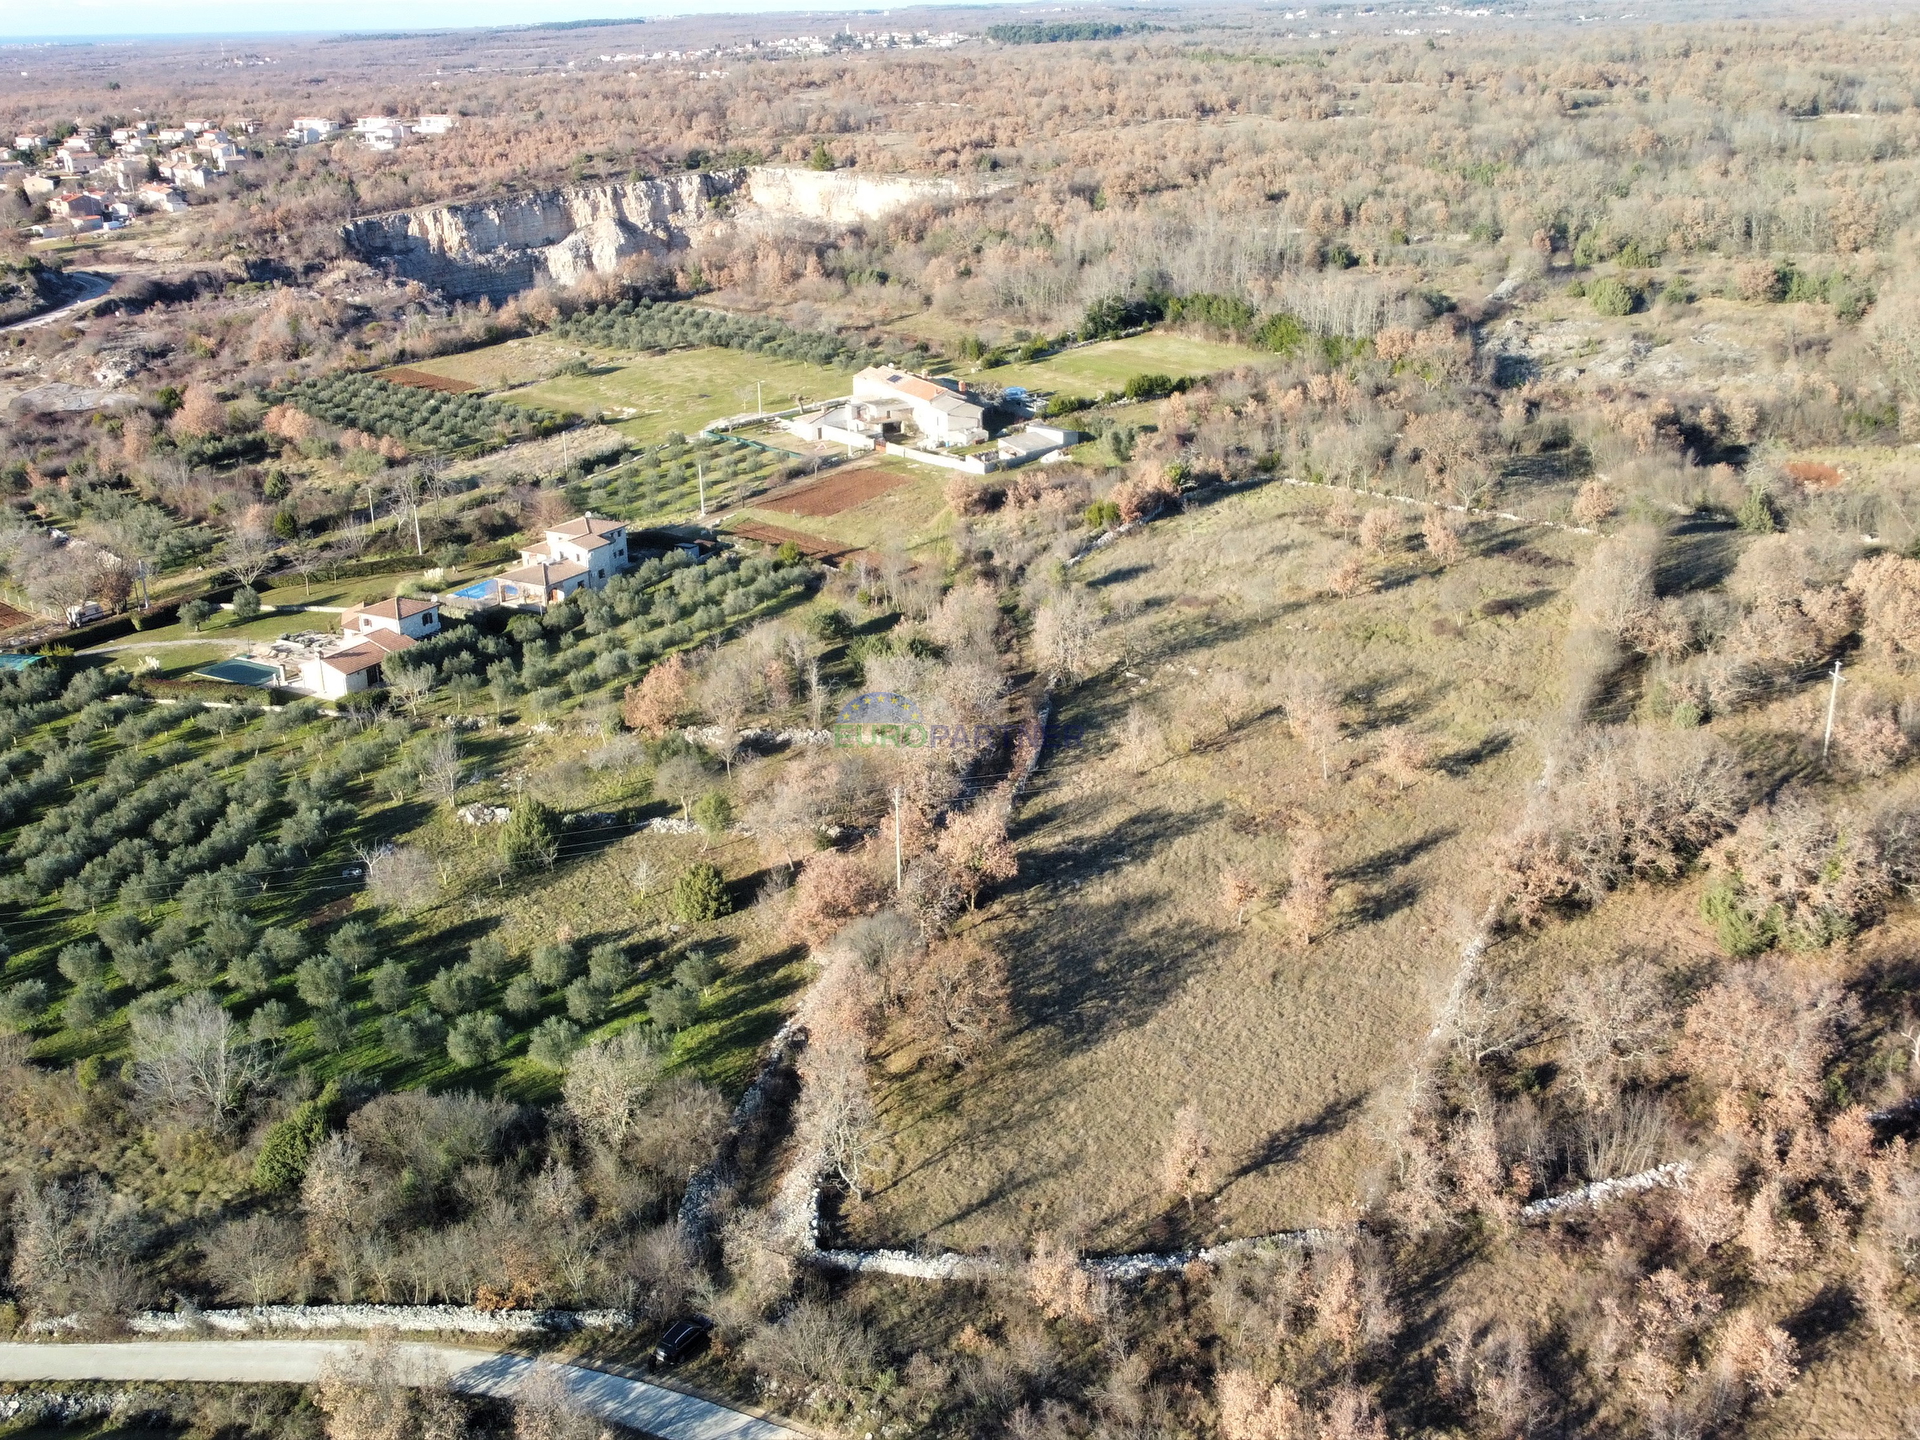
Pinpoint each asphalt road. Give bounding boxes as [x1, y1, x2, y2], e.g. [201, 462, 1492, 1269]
[0, 1341, 804, 1440]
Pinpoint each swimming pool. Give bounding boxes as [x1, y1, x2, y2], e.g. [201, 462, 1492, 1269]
[196, 658, 284, 687]
[452, 578, 499, 602]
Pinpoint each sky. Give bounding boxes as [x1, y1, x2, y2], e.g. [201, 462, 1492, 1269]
[0, 0, 1003, 41]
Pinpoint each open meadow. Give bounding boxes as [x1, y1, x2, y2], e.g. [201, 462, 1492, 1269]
[848, 482, 1586, 1251]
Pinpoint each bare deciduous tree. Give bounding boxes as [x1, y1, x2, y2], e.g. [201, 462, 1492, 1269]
[419, 731, 465, 807]
[563, 1029, 662, 1154]
[1162, 1104, 1214, 1211]
[1034, 586, 1100, 680]
[1282, 824, 1333, 945]
[10, 1176, 147, 1320]
[362, 843, 441, 914]
[130, 991, 273, 1128]
[202, 1212, 304, 1305]
[222, 519, 278, 588]
[898, 937, 1012, 1068]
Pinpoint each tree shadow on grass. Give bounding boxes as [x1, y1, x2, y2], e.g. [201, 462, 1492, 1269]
[998, 881, 1219, 1057]
[1436, 729, 1513, 777]
[670, 941, 808, 1091]
[1656, 516, 1742, 597]
[1336, 827, 1458, 886]
[1220, 1093, 1368, 1190]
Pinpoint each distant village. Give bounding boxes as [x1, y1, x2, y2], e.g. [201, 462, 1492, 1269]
[2, 111, 459, 241]
[597, 27, 968, 70]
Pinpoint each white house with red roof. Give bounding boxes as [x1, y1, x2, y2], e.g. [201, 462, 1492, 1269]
[850, 366, 987, 446]
[340, 595, 441, 641]
[299, 627, 417, 700]
[496, 514, 630, 607]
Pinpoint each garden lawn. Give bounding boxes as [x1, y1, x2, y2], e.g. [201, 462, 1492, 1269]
[981, 332, 1273, 395]
[261, 568, 496, 611]
[505, 348, 852, 444]
[80, 609, 338, 653]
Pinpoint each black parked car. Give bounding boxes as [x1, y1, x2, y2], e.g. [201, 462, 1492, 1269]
[652, 1317, 713, 1369]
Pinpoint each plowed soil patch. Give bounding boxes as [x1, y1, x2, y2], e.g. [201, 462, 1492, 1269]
[759, 466, 908, 517]
[382, 367, 480, 394]
[728, 522, 868, 568]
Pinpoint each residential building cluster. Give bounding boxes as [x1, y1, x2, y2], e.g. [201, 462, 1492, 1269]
[275, 514, 655, 700]
[3, 115, 264, 236]
[598, 28, 967, 66]
[283, 114, 458, 151]
[780, 366, 1079, 470]
[4, 107, 460, 238]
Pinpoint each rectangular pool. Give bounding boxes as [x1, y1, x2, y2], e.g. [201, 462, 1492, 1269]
[196, 658, 284, 686]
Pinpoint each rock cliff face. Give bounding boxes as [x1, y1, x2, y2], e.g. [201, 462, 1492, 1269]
[341, 172, 735, 301]
[341, 166, 977, 300]
[738, 166, 966, 227]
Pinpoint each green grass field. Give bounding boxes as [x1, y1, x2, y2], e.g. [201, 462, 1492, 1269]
[979, 332, 1273, 395]
[400, 340, 853, 445]
[507, 348, 852, 445]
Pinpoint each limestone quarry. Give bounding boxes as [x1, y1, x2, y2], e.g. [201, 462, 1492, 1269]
[341, 165, 977, 299]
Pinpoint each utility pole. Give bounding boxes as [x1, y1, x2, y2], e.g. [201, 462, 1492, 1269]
[697, 462, 707, 520]
[1823, 658, 1845, 761]
[757, 379, 764, 416]
[892, 785, 903, 892]
[365, 485, 376, 527]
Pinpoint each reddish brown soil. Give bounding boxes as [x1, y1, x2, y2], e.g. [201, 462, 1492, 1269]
[382, 367, 481, 394]
[728, 522, 868, 568]
[1784, 460, 1846, 489]
[0, 601, 32, 631]
[758, 466, 909, 517]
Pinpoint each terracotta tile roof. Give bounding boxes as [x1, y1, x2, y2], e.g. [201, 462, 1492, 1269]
[501, 560, 587, 586]
[547, 514, 625, 540]
[344, 596, 438, 622]
[355, 629, 416, 656]
[317, 645, 385, 675]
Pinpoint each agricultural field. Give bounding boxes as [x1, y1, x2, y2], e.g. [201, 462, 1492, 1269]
[3, 543, 820, 1100]
[979, 332, 1275, 397]
[848, 483, 1584, 1251]
[277, 373, 564, 454]
[725, 459, 954, 558]
[389, 337, 592, 392]
[507, 347, 853, 445]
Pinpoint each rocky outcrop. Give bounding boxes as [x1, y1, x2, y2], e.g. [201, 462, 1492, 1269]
[342, 166, 986, 301]
[739, 166, 968, 227]
[342, 173, 736, 300]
